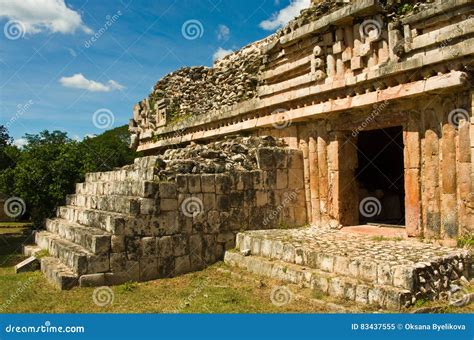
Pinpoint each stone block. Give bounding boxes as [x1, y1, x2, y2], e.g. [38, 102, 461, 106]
[252, 171, 264, 190]
[333, 41, 345, 54]
[140, 237, 156, 256]
[125, 237, 140, 261]
[207, 210, 221, 233]
[172, 235, 188, 257]
[216, 195, 230, 211]
[271, 241, 284, 260]
[229, 191, 244, 208]
[157, 211, 179, 235]
[161, 198, 178, 211]
[288, 169, 304, 190]
[350, 56, 363, 70]
[359, 261, 378, 282]
[157, 236, 174, 258]
[175, 255, 191, 275]
[276, 169, 288, 189]
[256, 148, 276, 170]
[160, 182, 177, 198]
[201, 174, 216, 193]
[140, 198, 156, 215]
[334, 256, 349, 275]
[202, 193, 216, 210]
[256, 191, 268, 207]
[188, 176, 201, 193]
[392, 266, 414, 290]
[88, 255, 110, 273]
[176, 175, 188, 193]
[377, 263, 393, 285]
[282, 243, 295, 263]
[318, 254, 334, 272]
[215, 174, 232, 194]
[110, 253, 128, 272]
[328, 278, 345, 298]
[111, 235, 125, 253]
[105, 272, 134, 286]
[139, 257, 158, 281]
[355, 285, 369, 304]
[189, 234, 203, 256]
[79, 273, 105, 287]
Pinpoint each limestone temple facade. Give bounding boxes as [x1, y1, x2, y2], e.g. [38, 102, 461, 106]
[24, 0, 473, 309]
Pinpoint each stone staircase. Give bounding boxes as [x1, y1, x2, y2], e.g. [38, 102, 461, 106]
[25, 156, 161, 289]
[224, 227, 471, 310]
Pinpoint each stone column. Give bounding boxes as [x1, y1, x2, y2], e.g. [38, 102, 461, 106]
[298, 125, 312, 223]
[421, 108, 441, 238]
[317, 122, 329, 224]
[308, 124, 320, 225]
[404, 111, 422, 237]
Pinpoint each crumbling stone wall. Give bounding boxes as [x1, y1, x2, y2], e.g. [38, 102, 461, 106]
[130, 40, 270, 145]
[40, 136, 307, 287]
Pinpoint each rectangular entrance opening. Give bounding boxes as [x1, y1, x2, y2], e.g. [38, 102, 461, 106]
[355, 126, 405, 226]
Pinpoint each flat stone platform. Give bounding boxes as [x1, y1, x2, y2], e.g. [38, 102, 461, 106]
[224, 226, 471, 309]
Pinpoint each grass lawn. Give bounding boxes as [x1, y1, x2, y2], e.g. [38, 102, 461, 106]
[0, 232, 472, 314]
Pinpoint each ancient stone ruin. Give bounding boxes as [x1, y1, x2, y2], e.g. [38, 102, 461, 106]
[24, 0, 473, 309]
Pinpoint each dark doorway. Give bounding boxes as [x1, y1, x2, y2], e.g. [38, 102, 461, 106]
[355, 127, 405, 226]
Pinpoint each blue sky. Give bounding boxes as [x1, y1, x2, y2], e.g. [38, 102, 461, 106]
[0, 0, 310, 145]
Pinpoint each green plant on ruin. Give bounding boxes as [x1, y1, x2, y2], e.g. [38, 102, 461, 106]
[457, 234, 474, 248]
[167, 99, 181, 121]
[396, 2, 414, 15]
[34, 249, 50, 259]
[414, 298, 428, 308]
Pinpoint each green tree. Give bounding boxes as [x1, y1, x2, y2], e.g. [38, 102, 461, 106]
[0, 126, 138, 226]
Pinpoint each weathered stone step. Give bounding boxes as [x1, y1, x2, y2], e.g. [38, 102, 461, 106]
[75, 180, 158, 198]
[57, 206, 127, 234]
[85, 165, 157, 183]
[46, 218, 111, 254]
[224, 251, 412, 310]
[36, 231, 109, 275]
[66, 193, 157, 215]
[235, 231, 470, 293]
[40, 256, 78, 290]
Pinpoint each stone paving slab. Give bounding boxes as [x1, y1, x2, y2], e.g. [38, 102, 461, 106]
[234, 226, 471, 302]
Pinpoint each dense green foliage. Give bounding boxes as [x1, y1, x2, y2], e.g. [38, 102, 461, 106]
[0, 125, 138, 226]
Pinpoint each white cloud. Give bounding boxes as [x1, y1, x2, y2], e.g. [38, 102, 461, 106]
[0, 0, 91, 35]
[59, 73, 125, 92]
[213, 47, 233, 61]
[259, 0, 310, 31]
[13, 138, 28, 148]
[217, 24, 230, 41]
